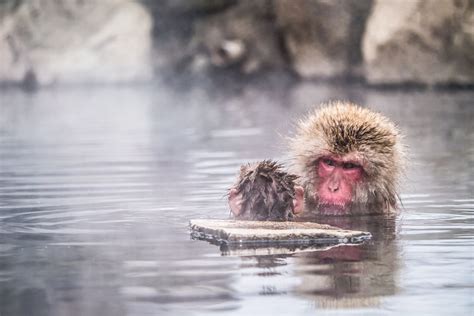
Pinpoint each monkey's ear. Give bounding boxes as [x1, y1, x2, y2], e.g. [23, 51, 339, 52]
[293, 186, 304, 214]
[229, 188, 243, 216]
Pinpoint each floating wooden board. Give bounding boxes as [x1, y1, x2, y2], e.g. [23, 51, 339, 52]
[189, 219, 371, 249]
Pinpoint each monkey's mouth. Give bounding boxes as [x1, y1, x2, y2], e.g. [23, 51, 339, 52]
[317, 203, 351, 216]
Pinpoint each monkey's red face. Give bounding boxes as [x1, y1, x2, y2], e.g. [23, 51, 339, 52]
[316, 156, 363, 215]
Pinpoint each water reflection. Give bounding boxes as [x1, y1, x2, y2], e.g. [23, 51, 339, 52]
[224, 215, 399, 309]
[294, 215, 398, 308]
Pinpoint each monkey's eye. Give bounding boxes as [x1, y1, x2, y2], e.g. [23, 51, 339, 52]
[322, 158, 336, 167]
[343, 162, 360, 169]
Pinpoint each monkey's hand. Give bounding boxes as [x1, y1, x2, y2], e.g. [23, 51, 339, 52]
[228, 188, 243, 217]
[293, 186, 305, 215]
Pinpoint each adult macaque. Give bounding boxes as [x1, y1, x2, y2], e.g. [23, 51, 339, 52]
[229, 101, 404, 216]
[228, 160, 304, 221]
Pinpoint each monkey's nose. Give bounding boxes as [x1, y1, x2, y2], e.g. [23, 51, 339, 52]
[328, 181, 339, 192]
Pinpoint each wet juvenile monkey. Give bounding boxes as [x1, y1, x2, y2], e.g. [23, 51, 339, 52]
[229, 101, 404, 216]
[228, 160, 304, 221]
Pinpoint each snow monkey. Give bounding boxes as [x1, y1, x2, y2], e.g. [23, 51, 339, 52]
[229, 101, 404, 217]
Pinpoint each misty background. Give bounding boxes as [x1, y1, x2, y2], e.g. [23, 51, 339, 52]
[0, 0, 472, 88]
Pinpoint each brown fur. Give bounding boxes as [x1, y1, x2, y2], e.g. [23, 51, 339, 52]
[232, 160, 299, 221]
[289, 101, 405, 215]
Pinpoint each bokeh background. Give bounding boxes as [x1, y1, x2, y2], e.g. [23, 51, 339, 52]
[1, 0, 473, 88]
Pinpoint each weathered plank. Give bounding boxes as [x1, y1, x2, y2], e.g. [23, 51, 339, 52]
[189, 219, 371, 247]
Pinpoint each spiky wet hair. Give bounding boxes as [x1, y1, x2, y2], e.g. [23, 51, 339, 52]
[232, 160, 299, 221]
[289, 101, 405, 213]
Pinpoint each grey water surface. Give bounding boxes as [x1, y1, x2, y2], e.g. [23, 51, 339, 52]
[0, 83, 472, 316]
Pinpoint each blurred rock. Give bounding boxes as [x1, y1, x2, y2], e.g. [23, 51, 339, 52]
[188, 1, 286, 75]
[2, 0, 471, 88]
[0, 0, 153, 87]
[275, 0, 372, 79]
[142, 0, 238, 81]
[363, 0, 474, 85]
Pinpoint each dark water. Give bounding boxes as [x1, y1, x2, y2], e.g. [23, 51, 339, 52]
[0, 83, 472, 316]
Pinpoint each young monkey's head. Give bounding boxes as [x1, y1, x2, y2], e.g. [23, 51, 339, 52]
[228, 160, 304, 221]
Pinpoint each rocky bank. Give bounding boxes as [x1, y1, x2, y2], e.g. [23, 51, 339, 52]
[0, 0, 472, 88]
